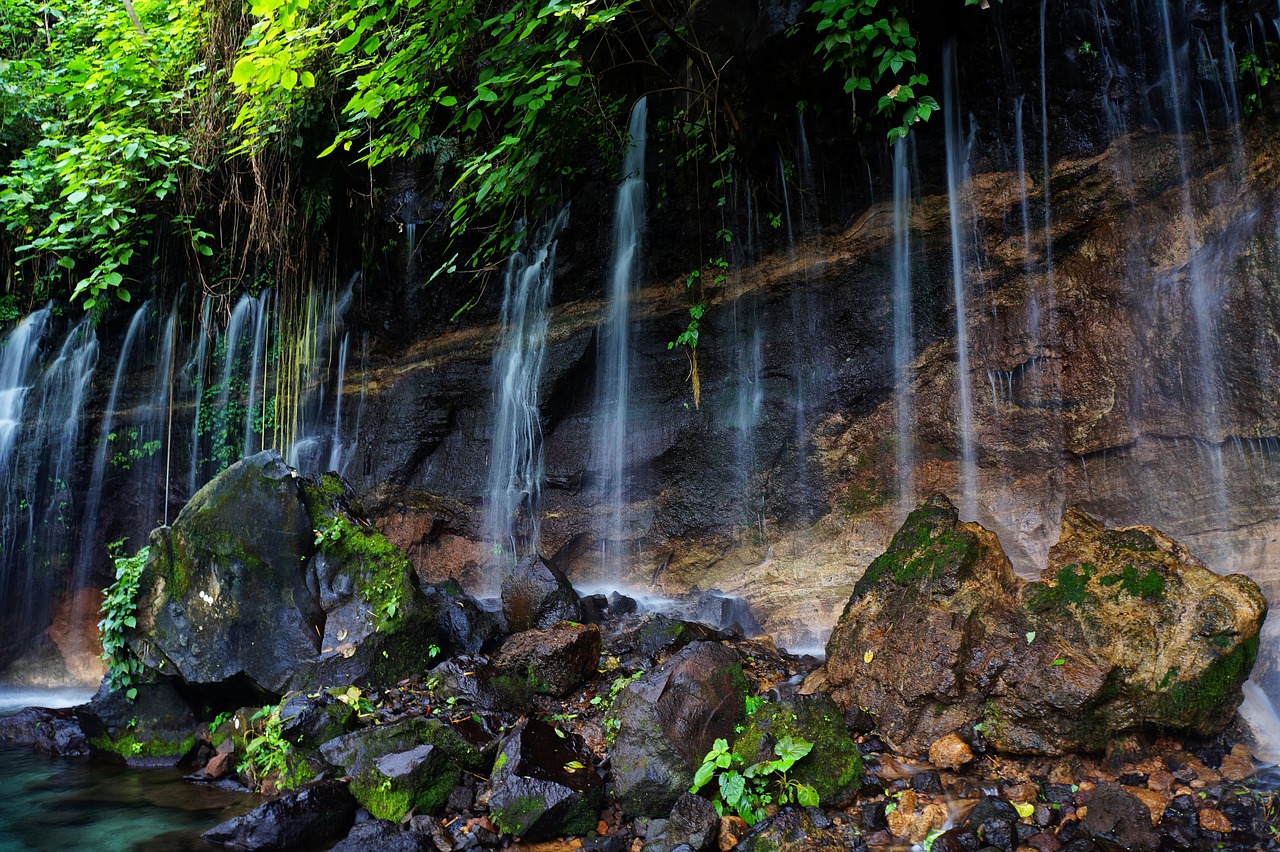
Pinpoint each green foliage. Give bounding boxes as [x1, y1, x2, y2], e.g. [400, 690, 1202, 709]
[1240, 49, 1277, 114]
[807, 0, 938, 140]
[0, 0, 212, 305]
[98, 539, 148, 701]
[106, 428, 162, 470]
[592, 669, 643, 742]
[230, 0, 635, 272]
[690, 735, 820, 825]
[238, 702, 311, 791]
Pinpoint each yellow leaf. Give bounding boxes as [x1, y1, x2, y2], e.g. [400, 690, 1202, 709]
[1014, 802, 1035, 819]
[863, 650, 874, 663]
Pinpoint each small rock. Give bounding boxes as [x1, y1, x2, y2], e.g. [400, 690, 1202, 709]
[493, 622, 602, 697]
[202, 780, 356, 849]
[608, 592, 638, 616]
[929, 733, 974, 771]
[1218, 743, 1254, 782]
[500, 555, 582, 632]
[1004, 782, 1039, 803]
[1080, 783, 1159, 851]
[1198, 807, 1232, 834]
[718, 815, 747, 851]
[644, 793, 717, 852]
[330, 818, 427, 851]
[408, 814, 454, 851]
[485, 718, 603, 840]
[1146, 770, 1174, 792]
[203, 751, 235, 780]
[1121, 785, 1167, 825]
[1027, 831, 1062, 851]
[911, 769, 943, 794]
[737, 808, 846, 850]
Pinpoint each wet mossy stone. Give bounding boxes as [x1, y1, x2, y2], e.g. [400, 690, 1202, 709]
[818, 495, 1267, 756]
[493, 622, 602, 697]
[318, 717, 479, 819]
[129, 452, 442, 697]
[76, 679, 199, 767]
[731, 692, 863, 806]
[426, 579, 507, 654]
[609, 641, 747, 817]
[485, 718, 603, 840]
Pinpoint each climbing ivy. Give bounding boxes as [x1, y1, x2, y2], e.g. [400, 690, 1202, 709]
[99, 540, 149, 701]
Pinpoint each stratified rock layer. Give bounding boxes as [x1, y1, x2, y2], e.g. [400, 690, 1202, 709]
[816, 495, 1267, 756]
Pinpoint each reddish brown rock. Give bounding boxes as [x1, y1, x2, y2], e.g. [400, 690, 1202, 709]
[1199, 807, 1232, 834]
[817, 496, 1267, 755]
[928, 733, 974, 770]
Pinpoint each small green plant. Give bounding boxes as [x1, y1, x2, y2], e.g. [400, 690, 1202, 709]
[99, 539, 149, 701]
[209, 711, 233, 735]
[690, 735, 820, 825]
[596, 670, 643, 743]
[238, 703, 299, 791]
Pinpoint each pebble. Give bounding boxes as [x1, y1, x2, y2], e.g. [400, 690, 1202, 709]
[717, 815, 746, 851]
[1198, 808, 1232, 834]
[1218, 744, 1255, 783]
[928, 732, 974, 770]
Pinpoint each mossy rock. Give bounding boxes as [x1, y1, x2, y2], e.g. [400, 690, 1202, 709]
[318, 717, 480, 819]
[731, 692, 863, 806]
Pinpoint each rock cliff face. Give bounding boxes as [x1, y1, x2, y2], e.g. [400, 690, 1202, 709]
[811, 495, 1266, 756]
[343, 122, 1280, 684]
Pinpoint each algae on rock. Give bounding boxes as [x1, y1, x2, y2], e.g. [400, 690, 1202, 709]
[814, 494, 1268, 755]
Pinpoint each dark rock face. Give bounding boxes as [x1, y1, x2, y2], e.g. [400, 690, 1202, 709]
[426, 655, 531, 712]
[129, 452, 440, 696]
[318, 717, 479, 820]
[201, 779, 357, 849]
[485, 718, 603, 840]
[500, 555, 582, 632]
[816, 495, 1268, 755]
[76, 680, 198, 765]
[0, 706, 86, 756]
[493, 622, 602, 697]
[608, 641, 747, 817]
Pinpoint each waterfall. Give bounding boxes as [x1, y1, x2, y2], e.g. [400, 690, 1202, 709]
[892, 137, 915, 516]
[187, 295, 212, 498]
[483, 209, 569, 574]
[286, 275, 357, 475]
[943, 43, 978, 520]
[76, 303, 150, 589]
[243, 292, 271, 457]
[592, 96, 647, 578]
[0, 309, 52, 633]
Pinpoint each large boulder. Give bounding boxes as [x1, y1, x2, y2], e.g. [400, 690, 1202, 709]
[485, 718, 604, 840]
[608, 641, 747, 817]
[128, 452, 441, 696]
[0, 706, 86, 756]
[815, 495, 1268, 755]
[730, 692, 863, 806]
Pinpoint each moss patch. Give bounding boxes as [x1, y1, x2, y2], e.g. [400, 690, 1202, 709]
[88, 732, 197, 761]
[1097, 563, 1166, 601]
[1027, 562, 1096, 612]
[1156, 634, 1260, 726]
[731, 694, 863, 805]
[853, 503, 976, 598]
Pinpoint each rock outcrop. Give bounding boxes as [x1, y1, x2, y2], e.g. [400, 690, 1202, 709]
[814, 495, 1267, 755]
[128, 451, 442, 696]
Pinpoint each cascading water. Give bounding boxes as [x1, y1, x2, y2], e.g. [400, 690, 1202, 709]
[943, 43, 978, 520]
[891, 137, 915, 516]
[187, 296, 212, 498]
[285, 275, 357, 475]
[76, 302, 150, 591]
[483, 209, 569, 577]
[592, 96, 646, 578]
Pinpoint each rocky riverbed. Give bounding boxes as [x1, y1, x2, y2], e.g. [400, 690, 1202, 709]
[1, 454, 1276, 851]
